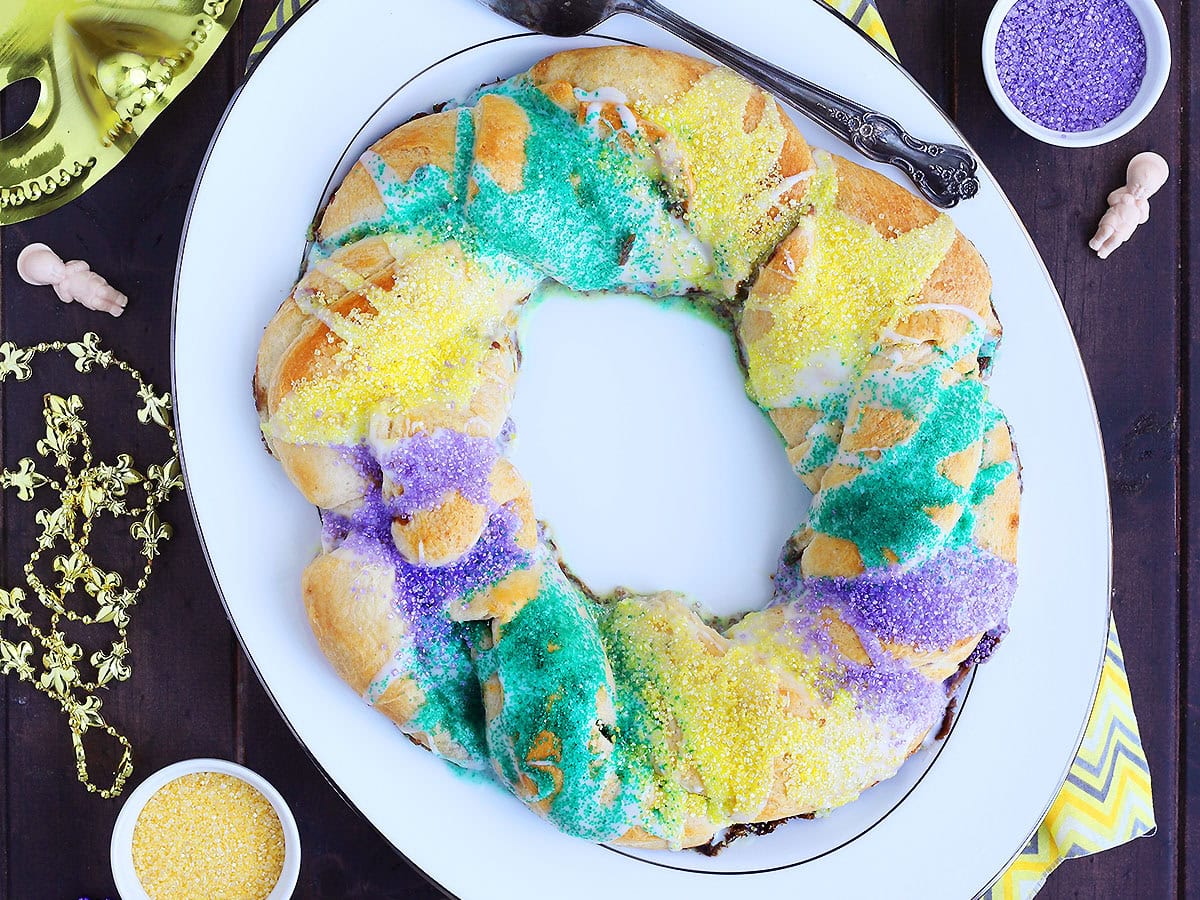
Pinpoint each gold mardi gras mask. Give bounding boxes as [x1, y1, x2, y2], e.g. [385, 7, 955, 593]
[1, 0, 241, 225]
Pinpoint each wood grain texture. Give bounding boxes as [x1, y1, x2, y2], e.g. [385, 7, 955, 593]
[1182, 3, 1197, 899]
[0, 0, 1190, 896]
[916, 2, 1185, 897]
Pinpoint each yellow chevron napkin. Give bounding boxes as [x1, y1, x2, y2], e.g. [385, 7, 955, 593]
[986, 618, 1154, 898]
[249, 2, 1155, 895]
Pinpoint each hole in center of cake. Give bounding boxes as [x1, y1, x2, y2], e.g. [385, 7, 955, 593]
[509, 284, 810, 618]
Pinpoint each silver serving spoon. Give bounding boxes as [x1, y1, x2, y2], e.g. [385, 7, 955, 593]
[476, 0, 979, 208]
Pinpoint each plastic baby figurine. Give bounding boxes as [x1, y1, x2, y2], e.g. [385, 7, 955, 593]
[1089, 152, 1170, 260]
[16, 243, 127, 316]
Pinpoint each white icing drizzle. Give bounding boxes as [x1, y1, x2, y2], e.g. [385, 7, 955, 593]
[805, 417, 841, 444]
[298, 148, 405, 319]
[302, 256, 397, 336]
[365, 648, 403, 705]
[313, 258, 364, 292]
[758, 169, 814, 213]
[833, 445, 889, 467]
[880, 328, 927, 346]
[795, 417, 843, 473]
[573, 87, 639, 136]
[651, 133, 689, 202]
[359, 148, 404, 204]
[907, 301, 990, 332]
[774, 347, 851, 407]
[618, 211, 714, 292]
[859, 363, 909, 393]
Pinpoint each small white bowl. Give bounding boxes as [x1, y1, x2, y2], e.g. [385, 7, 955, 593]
[111, 758, 301, 900]
[982, 0, 1171, 147]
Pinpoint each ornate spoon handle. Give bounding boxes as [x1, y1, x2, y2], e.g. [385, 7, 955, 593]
[626, 0, 980, 208]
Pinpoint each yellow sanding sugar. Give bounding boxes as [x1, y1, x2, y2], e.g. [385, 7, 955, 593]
[607, 600, 816, 820]
[745, 155, 957, 406]
[270, 242, 515, 445]
[636, 68, 805, 288]
[131, 771, 285, 900]
[607, 598, 908, 842]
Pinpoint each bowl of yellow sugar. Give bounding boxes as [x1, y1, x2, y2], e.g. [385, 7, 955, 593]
[111, 758, 300, 900]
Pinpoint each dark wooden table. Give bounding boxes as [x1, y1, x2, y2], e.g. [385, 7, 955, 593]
[0, 1, 1191, 896]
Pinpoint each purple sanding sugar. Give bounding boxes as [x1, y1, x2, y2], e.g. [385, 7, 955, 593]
[778, 546, 1017, 652]
[964, 624, 1009, 667]
[841, 650, 948, 741]
[321, 441, 530, 652]
[380, 430, 498, 516]
[334, 495, 531, 651]
[786, 607, 946, 741]
[339, 441, 383, 482]
[995, 0, 1146, 132]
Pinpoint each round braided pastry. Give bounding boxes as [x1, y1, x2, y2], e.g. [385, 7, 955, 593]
[254, 47, 1020, 849]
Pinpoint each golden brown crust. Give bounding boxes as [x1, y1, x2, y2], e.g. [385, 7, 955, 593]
[884, 633, 980, 682]
[972, 421, 1021, 564]
[254, 297, 309, 419]
[471, 94, 531, 194]
[800, 534, 864, 579]
[390, 493, 488, 567]
[529, 46, 715, 107]
[302, 547, 406, 701]
[893, 231, 997, 348]
[273, 442, 365, 511]
[318, 111, 461, 242]
[829, 154, 941, 235]
[451, 565, 543, 626]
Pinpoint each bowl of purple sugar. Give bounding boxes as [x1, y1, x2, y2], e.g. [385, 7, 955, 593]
[982, 0, 1170, 147]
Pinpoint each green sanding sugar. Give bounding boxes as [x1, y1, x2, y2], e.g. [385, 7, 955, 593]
[465, 79, 669, 291]
[399, 625, 491, 765]
[316, 81, 686, 294]
[950, 458, 1015, 545]
[812, 375, 987, 568]
[599, 599, 688, 837]
[473, 566, 629, 840]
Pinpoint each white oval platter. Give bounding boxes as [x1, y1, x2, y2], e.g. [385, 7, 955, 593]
[173, 0, 1111, 897]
